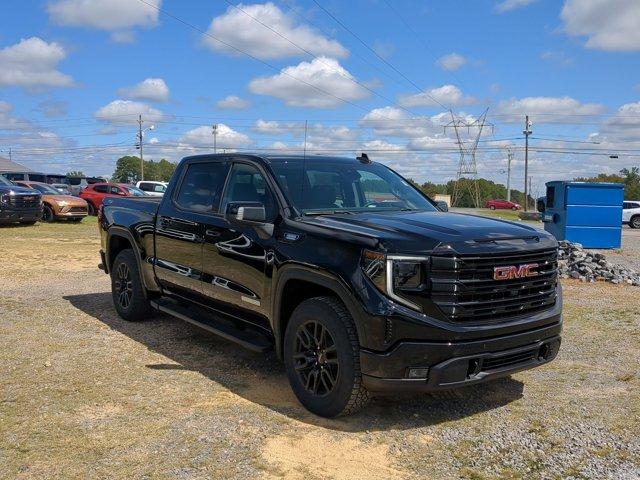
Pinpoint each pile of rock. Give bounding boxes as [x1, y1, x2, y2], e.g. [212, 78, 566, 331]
[557, 240, 640, 286]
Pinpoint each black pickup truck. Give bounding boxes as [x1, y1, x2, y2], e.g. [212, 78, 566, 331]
[98, 153, 562, 417]
[0, 175, 43, 225]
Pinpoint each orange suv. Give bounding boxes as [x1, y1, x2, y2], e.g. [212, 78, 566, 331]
[15, 181, 88, 222]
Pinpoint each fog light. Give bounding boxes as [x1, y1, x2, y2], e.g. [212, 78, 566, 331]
[407, 367, 429, 379]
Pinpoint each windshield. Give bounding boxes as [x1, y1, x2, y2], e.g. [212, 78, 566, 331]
[269, 159, 437, 214]
[124, 186, 146, 196]
[29, 183, 61, 194]
[0, 175, 12, 186]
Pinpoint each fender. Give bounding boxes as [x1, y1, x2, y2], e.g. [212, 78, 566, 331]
[271, 263, 369, 359]
[106, 226, 161, 297]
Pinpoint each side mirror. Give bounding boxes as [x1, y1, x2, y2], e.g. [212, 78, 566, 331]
[226, 201, 266, 223]
[225, 201, 273, 238]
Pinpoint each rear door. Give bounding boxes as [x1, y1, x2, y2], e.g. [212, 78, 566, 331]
[153, 160, 230, 300]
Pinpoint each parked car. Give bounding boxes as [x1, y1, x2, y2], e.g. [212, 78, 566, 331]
[0, 171, 68, 185]
[0, 175, 42, 225]
[80, 183, 146, 215]
[485, 199, 521, 210]
[98, 153, 562, 417]
[622, 200, 640, 228]
[67, 176, 109, 196]
[51, 183, 72, 195]
[136, 180, 168, 197]
[15, 181, 88, 222]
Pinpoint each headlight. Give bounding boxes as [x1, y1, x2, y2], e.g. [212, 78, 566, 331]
[362, 250, 428, 312]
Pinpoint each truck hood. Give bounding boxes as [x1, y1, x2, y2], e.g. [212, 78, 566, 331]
[0, 184, 41, 195]
[299, 210, 556, 255]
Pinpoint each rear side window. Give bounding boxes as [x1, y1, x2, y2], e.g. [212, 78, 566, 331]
[28, 174, 46, 182]
[546, 186, 555, 209]
[175, 162, 229, 213]
[94, 185, 108, 193]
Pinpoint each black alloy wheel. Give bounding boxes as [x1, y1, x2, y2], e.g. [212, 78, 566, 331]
[42, 205, 54, 222]
[114, 261, 133, 310]
[631, 216, 640, 229]
[294, 320, 339, 396]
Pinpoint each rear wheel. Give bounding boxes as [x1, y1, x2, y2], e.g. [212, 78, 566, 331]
[42, 204, 54, 222]
[284, 296, 369, 417]
[87, 202, 96, 216]
[630, 215, 640, 229]
[489, 205, 496, 210]
[111, 249, 153, 321]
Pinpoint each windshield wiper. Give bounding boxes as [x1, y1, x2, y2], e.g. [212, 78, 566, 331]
[303, 210, 357, 216]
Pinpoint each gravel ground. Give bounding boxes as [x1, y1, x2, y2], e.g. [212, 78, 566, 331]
[0, 219, 639, 479]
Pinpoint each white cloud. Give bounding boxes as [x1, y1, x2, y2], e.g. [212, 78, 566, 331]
[436, 53, 467, 71]
[37, 100, 68, 118]
[594, 101, 640, 142]
[360, 107, 445, 138]
[0, 101, 31, 130]
[178, 125, 251, 149]
[495, 96, 606, 122]
[561, 0, 640, 51]
[216, 95, 250, 110]
[94, 100, 164, 124]
[47, 0, 161, 31]
[203, 2, 348, 60]
[0, 37, 74, 90]
[118, 78, 170, 102]
[249, 57, 369, 108]
[110, 31, 137, 44]
[399, 85, 476, 108]
[540, 51, 573, 66]
[495, 0, 537, 13]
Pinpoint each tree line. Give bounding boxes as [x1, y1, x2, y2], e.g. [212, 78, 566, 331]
[110, 156, 177, 183]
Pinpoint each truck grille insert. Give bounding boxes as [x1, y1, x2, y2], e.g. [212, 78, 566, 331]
[8, 195, 41, 209]
[430, 248, 558, 323]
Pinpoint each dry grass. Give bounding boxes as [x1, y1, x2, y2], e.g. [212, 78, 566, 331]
[0, 219, 639, 479]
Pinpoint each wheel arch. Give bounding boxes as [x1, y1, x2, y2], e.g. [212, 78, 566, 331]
[106, 226, 158, 298]
[272, 265, 368, 360]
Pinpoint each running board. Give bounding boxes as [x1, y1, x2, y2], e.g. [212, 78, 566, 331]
[150, 298, 272, 353]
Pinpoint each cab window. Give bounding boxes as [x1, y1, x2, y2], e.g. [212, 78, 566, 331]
[175, 162, 229, 213]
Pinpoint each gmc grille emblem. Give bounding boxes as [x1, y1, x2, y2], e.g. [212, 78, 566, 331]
[493, 263, 539, 280]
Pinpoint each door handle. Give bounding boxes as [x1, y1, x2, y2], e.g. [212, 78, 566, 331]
[159, 217, 170, 228]
[205, 229, 221, 238]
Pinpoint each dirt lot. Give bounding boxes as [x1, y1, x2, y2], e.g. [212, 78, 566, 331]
[1, 218, 639, 479]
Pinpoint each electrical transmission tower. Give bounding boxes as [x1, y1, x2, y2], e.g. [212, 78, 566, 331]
[445, 109, 492, 208]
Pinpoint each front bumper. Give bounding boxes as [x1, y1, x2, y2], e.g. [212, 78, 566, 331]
[360, 320, 562, 393]
[0, 208, 42, 223]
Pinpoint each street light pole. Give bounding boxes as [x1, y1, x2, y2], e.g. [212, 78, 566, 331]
[212, 124, 218, 153]
[138, 115, 144, 181]
[523, 115, 533, 211]
[506, 146, 513, 202]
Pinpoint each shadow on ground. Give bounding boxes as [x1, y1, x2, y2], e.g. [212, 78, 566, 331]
[64, 292, 525, 432]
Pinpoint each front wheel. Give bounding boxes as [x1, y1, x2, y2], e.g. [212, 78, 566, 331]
[110, 249, 153, 321]
[489, 205, 496, 210]
[86, 202, 96, 216]
[42, 204, 55, 222]
[284, 297, 369, 417]
[511, 206, 517, 211]
[630, 215, 640, 229]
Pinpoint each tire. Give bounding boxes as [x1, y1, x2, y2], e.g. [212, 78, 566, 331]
[511, 206, 517, 211]
[631, 215, 640, 229]
[284, 296, 369, 417]
[42, 204, 55, 222]
[489, 205, 496, 210]
[87, 202, 96, 216]
[20, 221, 37, 226]
[110, 249, 153, 321]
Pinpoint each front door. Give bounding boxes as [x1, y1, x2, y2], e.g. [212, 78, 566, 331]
[154, 160, 230, 300]
[200, 162, 278, 328]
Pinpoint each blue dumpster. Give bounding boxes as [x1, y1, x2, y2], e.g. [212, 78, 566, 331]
[540, 181, 624, 249]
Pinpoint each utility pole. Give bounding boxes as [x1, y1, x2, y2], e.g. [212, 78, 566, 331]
[528, 176, 533, 210]
[523, 115, 532, 211]
[137, 114, 144, 181]
[212, 124, 218, 153]
[506, 146, 513, 202]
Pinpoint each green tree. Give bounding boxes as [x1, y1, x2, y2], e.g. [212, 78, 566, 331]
[111, 156, 177, 183]
[574, 166, 639, 200]
[66, 170, 85, 177]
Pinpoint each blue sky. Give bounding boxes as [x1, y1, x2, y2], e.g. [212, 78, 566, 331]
[0, 0, 639, 194]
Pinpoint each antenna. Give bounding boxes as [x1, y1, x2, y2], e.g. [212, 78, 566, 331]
[444, 108, 493, 208]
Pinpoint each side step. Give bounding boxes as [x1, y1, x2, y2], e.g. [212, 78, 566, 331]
[150, 298, 273, 353]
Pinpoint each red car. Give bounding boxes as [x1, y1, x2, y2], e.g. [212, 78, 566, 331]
[485, 199, 521, 210]
[80, 183, 146, 215]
